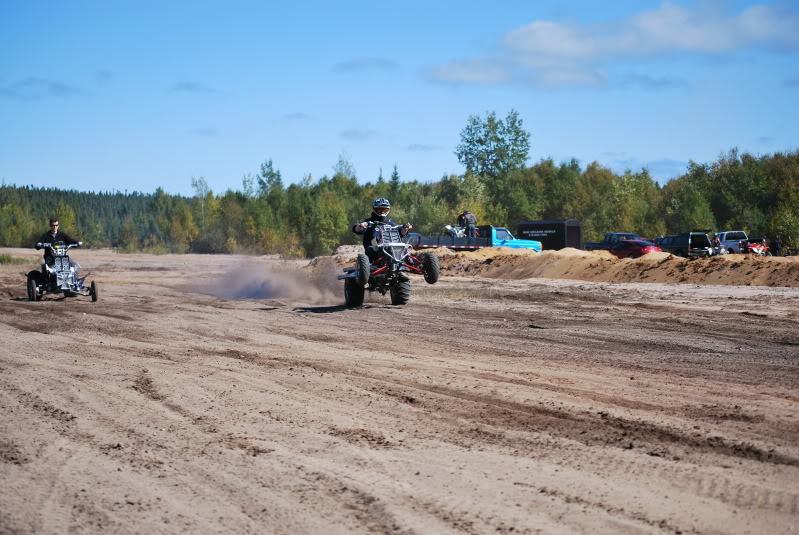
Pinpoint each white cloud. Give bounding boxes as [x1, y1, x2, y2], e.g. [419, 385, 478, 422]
[506, 2, 799, 60]
[340, 129, 377, 142]
[430, 2, 799, 89]
[428, 58, 509, 85]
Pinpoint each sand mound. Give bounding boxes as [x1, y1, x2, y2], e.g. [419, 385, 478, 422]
[314, 244, 799, 287]
[434, 248, 799, 287]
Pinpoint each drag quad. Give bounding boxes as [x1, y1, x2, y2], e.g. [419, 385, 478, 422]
[338, 223, 439, 306]
[27, 242, 98, 302]
[444, 224, 467, 238]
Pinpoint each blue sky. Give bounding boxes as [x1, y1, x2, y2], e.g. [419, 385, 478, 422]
[1, 0, 797, 196]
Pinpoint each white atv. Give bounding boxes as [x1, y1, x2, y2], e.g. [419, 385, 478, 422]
[27, 241, 98, 302]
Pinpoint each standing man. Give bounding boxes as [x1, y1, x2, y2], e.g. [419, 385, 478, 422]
[35, 218, 81, 265]
[772, 236, 783, 257]
[458, 210, 478, 238]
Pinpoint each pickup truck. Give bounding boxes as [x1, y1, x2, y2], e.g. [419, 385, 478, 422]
[715, 230, 748, 253]
[583, 232, 642, 251]
[409, 225, 542, 252]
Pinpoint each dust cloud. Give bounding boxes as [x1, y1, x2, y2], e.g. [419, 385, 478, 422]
[197, 262, 342, 305]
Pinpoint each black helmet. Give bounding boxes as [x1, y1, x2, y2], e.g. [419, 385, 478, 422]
[372, 198, 391, 221]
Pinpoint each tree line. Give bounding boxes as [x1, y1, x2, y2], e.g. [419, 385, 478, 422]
[1, 112, 797, 255]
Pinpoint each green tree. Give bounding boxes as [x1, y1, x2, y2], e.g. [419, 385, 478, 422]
[567, 162, 617, 241]
[661, 179, 716, 233]
[389, 164, 401, 201]
[454, 109, 531, 182]
[613, 169, 664, 239]
[0, 203, 36, 246]
[54, 199, 77, 235]
[769, 204, 799, 248]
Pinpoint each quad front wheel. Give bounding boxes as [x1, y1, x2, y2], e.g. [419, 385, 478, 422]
[421, 253, 440, 284]
[27, 279, 38, 302]
[90, 281, 99, 302]
[344, 277, 364, 307]
[390, 279, 411, 305]
[355, 254, 370, 287]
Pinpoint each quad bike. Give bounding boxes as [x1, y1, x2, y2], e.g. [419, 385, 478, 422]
[444, 224, 481, 238]
[27, 242, 98, 302]
[338, 222, 440, 306]
[444, 224, 467, 238]
[744, 240, 771, 256]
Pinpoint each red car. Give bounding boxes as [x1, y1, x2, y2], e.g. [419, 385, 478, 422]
[609, 239, 662, 259]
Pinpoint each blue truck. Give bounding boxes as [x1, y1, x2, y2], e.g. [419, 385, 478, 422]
[408, 225, 543, 252]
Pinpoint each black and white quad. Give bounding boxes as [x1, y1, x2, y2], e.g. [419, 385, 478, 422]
[338, 223, 439, 306]
[27, 242, 98, 302]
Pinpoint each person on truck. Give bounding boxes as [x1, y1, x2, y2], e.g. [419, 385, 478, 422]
[457, 210, 478, 238]
[352, 198, 412, 263]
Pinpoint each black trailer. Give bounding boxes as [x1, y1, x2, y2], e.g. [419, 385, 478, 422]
[517, 220, 582, 250]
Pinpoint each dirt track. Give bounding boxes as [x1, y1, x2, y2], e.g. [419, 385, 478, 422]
[1, 248, 798, 534]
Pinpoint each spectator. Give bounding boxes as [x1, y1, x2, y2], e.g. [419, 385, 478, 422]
[457, 210, 478, 238]
[773, 236, 783, 257]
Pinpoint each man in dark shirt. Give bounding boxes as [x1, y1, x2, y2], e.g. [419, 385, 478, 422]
[772, 236, 783, 257]
[35, 218, 81, 265]
[352, 198, 412, 262]
[457, 210, 478, 238]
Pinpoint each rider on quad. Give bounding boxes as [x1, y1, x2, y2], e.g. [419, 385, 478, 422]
[35, 218, 82, 269]
[352, 198, 412, 263]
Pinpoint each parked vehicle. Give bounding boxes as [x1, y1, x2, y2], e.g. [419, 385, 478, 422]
[584, 233, 642, 251]
[410, 225, 542, 252]
[744, 238, 771, 256]
[516, 220, 582, 250]
[658, 232, 713, 257]
[715, 231, 748, 254]
[608, 240, 662, 259]
[337, 222, 439, 306]
[27, 241, 98, 302]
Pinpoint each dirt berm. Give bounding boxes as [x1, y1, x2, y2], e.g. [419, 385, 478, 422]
[422, 247, 799, 287]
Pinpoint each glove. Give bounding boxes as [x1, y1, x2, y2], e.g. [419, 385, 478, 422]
[78, 241, 83, 247]
[35, 242, 42, 250]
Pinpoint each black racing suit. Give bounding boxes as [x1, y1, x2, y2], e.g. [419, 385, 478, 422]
[352, 214, 407, 263]
[36, 230, 80, 264]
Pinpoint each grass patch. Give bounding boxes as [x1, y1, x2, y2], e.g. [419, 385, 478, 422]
[0, 254, 36, 265]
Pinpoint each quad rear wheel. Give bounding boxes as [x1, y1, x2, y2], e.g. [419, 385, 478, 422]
[421, 253, 440, 284]
[344, 277, 364, 307]
[390, 279, 411, 305]
[355, 254, 370, 287]
[27, 278, 38, 302]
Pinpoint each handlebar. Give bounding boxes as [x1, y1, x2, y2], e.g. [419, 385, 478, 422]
[36, 242, 82, 250]
[358, 221, 412, 230]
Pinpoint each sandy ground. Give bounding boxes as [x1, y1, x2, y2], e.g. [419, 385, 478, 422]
[1, 247, 798, 535]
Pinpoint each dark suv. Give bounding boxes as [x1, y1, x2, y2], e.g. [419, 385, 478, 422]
[658, 232, 712, 257]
